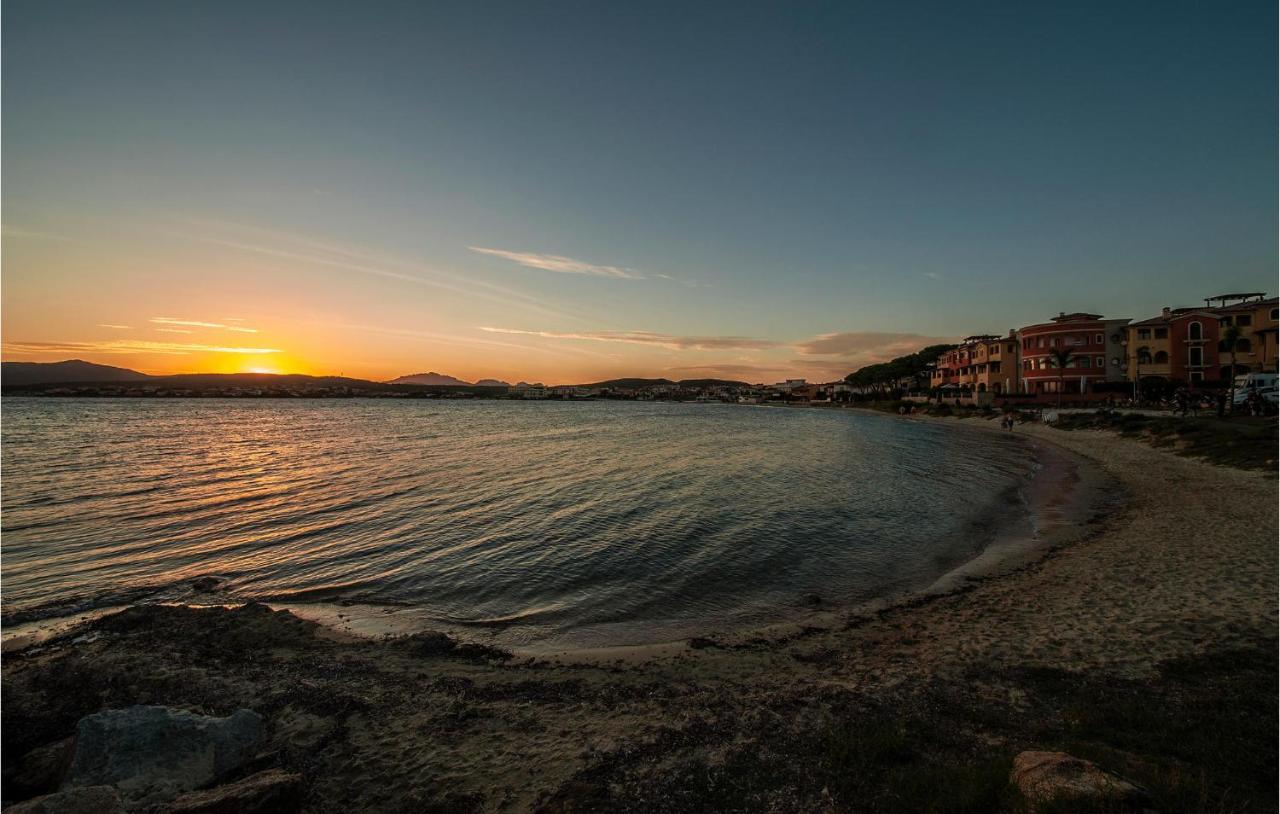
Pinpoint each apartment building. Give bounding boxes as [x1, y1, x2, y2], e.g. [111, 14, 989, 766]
[1018, 313, 1129, 396]
[929, 332, 1020, 394]
[1206, 293, 1279, 376]
[1124, 307, 1221, 386]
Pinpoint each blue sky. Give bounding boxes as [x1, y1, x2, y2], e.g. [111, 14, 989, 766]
[3, 0, 1275, 382]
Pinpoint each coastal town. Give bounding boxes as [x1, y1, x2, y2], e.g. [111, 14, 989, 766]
[5, 292, 1278, 412]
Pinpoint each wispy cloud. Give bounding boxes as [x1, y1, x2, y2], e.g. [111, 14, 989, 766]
[2, 225, 69, 242]
[469, 247, 642, 279]
[166, 219, 586, 324]
[316, 322, 616, 359]
[156, 328, 194, 334]
[923, 271, 945, 280]
[151, 317, 258, 333]
[3, 340, 281, 356]
[478, 326, 780, 351]
[98, 324, 133, 330]
[794, 331, 958, 362]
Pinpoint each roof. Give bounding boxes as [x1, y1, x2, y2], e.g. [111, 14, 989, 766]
[1050, 312, 1104, 322]
[1210, 296, 1278, 312]
[1129, 308, 1219, 327]
[1204, 292, 1268, 303]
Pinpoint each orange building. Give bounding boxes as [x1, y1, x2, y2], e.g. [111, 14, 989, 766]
[930, 333, 1020, 394]
[1018, 313, 1129, 397]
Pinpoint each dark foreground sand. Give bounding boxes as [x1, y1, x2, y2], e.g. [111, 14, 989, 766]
[4, 419, 1277, 812]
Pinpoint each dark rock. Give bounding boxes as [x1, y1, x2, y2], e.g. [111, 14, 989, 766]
[403, 631, 457, 656]
[1011, 750, 1148, 810]
[2, 785, 121, 814]
[803, 593, 822, 607]
[62, 706, 263, 802]
[3, 736, 75, 799]
[400, 631, 512, 662]
[166, 769, 302, 814]
[687, 637, 718, 650]
[190, 577, 220, 593]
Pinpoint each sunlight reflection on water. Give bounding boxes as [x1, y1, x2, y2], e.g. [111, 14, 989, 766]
[2, 398, 1037, 647]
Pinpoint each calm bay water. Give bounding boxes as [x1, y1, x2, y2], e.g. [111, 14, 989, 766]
[2, 398, 1039, 647]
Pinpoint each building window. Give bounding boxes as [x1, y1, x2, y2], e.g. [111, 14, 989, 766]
[1189, 347, 1203, 366]
[1236, 314, 1252, 327]
[1271, 308, 1278, 321]
[1094, 333, 1103, 344]
[1037, 337, 1045, 348]
[1137, 329, 1151, 340]
[1154, 328, 1167, 339]
[1096, 356, 1104, 367]
[1188, 321, 1203, 340]
[1190, 371, 1203, 382]
[1237, 338, 1252, 353]
[1154, 351, 1168, 363]
[1219, 318, 1231, 327]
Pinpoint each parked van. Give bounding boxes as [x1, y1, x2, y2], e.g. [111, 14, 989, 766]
[1232, 372, 1279, 404]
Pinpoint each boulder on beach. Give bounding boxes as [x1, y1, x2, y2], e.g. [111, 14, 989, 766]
[1011, 750, 1147, 810]
[62, 706, 263, 802]
[167, 769, 303, 814]
[3, 736, 75, 799]
[2, 785, 122, 814]
[191, 577, 221, 593]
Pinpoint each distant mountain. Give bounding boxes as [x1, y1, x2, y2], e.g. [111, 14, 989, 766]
[2, 359, 153, 386]
[387, 372, 472, 386]
[473, 379, 511, 387]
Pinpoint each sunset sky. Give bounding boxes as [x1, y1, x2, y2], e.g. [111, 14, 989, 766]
[3, 1, 1276, 384]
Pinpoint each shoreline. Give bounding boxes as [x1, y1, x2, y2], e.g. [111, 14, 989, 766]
[4, 412, 1275, 811]
[2, 409, 1111, 662]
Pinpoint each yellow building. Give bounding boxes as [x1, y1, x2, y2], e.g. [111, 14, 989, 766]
[930, 332, 1020, 394]
[1206, 293, 1279, 377]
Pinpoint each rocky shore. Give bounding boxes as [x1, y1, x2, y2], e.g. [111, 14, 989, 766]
[3, 421, 1276, 812]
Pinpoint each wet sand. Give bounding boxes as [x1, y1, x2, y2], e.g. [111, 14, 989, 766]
[3, 415, 1276, 811]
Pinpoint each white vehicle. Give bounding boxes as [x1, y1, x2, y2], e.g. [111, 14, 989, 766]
[1233, 372, 1279, 405]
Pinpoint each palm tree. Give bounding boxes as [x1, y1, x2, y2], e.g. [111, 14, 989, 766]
[1134, 345, 1151, 404]
[1221, 324, 1242, 409]
[1047, 348, 1076, 410]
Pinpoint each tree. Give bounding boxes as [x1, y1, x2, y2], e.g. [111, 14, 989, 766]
[1047, 348, 1076, 409]
[1221, 324, 1242, 409]
[843, 343, 958, 398]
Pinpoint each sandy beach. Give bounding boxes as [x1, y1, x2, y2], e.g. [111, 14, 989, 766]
[4, 416, 1276, 812]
